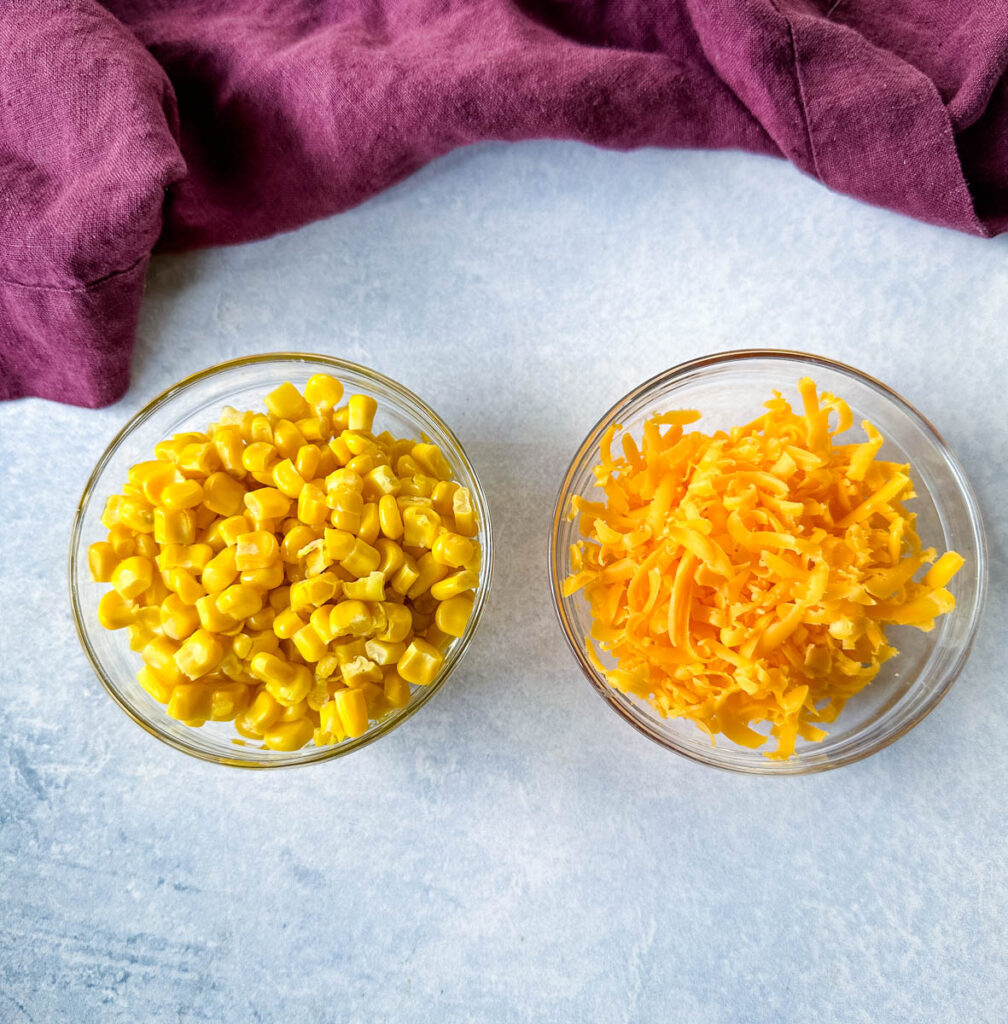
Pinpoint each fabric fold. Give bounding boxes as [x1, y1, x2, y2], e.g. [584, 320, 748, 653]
[2, 0, 1006, 407]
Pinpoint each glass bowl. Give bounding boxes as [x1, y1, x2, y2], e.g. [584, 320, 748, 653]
[549, 350, 987, 774]
[70, 353, 493, 768]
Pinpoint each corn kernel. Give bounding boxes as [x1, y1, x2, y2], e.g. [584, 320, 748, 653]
[247, 605, 276, 631]
[106, 523, 136, 557]
[328, 486, 363, 532]
[358, 502, 380, 545]
[271, 459, 305, 499]
[329, 600, 373, 637]
[452, 487, 477, 537]
[397, 638, 445, 686]
[88, 541, 118, 582]
[239, 562, 285, 590]
[241, 690, 282, 734]
[289, 572, 340, 612]
[213, 425, 246, 477]
[292, 624, 328, 662]
[297, 483, 329, 529]
[341, 655, 382, 688]
[195, 593, 238, 633]
[142, 636, 184, 684]
[265, 381, 311, 422]
[167, 683, 213, 723]
[210, 682, 250, 721]
[264, 718, 314, 751]
[333, 687, 368, 737]
[232, 630, 279, 659]
[154, 508, 197, 545]
[431, 532, 475, 569]
[250, 414, 273, 443]
[273, 608, 306, 640]
[165, 567, 205, 605]
[342, 571, 386, 602]
[411, 443, 452, 480]
[174, 629, 224, 679]
[138, 664, 174, 703]
[118, 498, 155, 534]
[202, 471, 246, 516]
[406, 552, 450, 599]
[160, 593, 201, 640]
[429, 569, 480, 602]
[160, 480, 204, 510]
[435, 593, 474, 638]
[278, 697, 309, 722]
[364, 638, 406, 666]
[295, 444, 321, 480]
[244, 487, 291, 522]
[242, 442, 277, 476]
[305, 373, 344, 411]
[333, 638, 368, 665]
[346, 453, 376, 477]
[309, 605, 337, 644]
[111, 556, 153, 600]
[383, 670, 411, 708]
[250, 652, 312, 706]
[339, 537, 381, 578]
[402, 506, 440, 549]
[202, 546, 238, 592]
[234, 531, 279, 571]
[376, 538, 405, 577]
[273, 420, 308, 461]
[217, 583, 264, 620]
[377, 602, 413, 643]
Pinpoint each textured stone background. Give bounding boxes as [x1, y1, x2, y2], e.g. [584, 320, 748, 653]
[1, 141, 1005, 1023]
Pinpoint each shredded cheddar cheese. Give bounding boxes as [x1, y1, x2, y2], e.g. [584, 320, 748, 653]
[564, 378, 963, 758]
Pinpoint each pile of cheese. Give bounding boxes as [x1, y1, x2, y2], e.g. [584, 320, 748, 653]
[564, 378, 963, 758]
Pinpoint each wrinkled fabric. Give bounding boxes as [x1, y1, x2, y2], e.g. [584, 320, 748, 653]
[2, 0, 1007, 406]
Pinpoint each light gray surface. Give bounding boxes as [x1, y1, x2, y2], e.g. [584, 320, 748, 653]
[1, 141, 1005, 1023]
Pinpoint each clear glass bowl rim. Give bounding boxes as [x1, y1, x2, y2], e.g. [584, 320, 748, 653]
[548, 348, 988, 775]
[69, 352, 494, 768]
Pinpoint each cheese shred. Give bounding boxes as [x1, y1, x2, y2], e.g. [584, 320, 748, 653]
[564, 378, 963, 759]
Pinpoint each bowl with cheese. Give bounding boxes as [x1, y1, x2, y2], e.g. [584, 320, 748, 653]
[549, 350, 986, 773]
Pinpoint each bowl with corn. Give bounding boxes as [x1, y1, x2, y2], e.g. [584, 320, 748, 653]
[69, 353, 492, 767]
[550, 350, 987, 773]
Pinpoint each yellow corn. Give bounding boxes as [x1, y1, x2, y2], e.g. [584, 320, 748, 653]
[195, 593, 239, 633]
[377, 602, 413, 643]
[212, 425, 246, 476]
[160, 480, 204, 511]
[289, 572, 340, 612]
[338, 537, 381, 578]
[250, 652, 312, 706]
[152, 508, 195, 545]
[364, 638, 406, 667]
[411, 443, 452, 480]
[273, 420, 308, 461]
[250, 414, 273, 443]
[244, 487, 291, 522]
[406, 552, 450, 599]
[383, 670, 411, 708]
[165, 567, 205, 605]
[264, 718, 314, 751]
[272, 608, 306, 640]
[271, 458, 305, 499]
[333, 687, 369, 737]
[402, 506, 441, 548]
[318, 701, 347, 742]
[106, 523, 136, 557]
[346, 453, 376, 477]
[341, 655, 382, 688]
[309, 605, 337, 644]
[431, 480, 457, 518]
[88, 541, 118, 582]
[431, 532, 475, 568]
[118, 498, 155, 534]
[142, 636, 184, 684]
[239, 562, 285, 590]
[365, 465, 401, 501]
[111, 556, 153, 600]
[329, 600, 373, 637]
[429, 569, 480, 602]
[217, 583, 263, 620]
[210, 682, 250, 721]
[397, 638, 445, 686]
[347, 394, 378, 433]
[452, 487, 477, 537]
[265, 381, 311, 422]
[292, 624, 328, 662]
[174, 629, 224, 679]
[240, 690, 282, 734]
[435, 593, 474, 638]
[202, 471, 246, 516]
[234, 530, 279, 571]
[291, 444, 319, 482]
[247, 604, 276, 631]
[328, 486, 363, 532]
[333, 638, 368, 665]
[305, 373, 344, 410]
[138, 664, 174, 703]
[376, 538, 405, 576]
[297, 483, 329, 529]
[160, 593, 201, 640]
[342, 571, 386, 602]
[167, 683, 213, 723]
[202, 546, 238, 592]
[358, 502, 380, 545]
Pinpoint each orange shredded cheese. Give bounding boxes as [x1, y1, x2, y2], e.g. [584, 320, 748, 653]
[564, 378, 963, 758]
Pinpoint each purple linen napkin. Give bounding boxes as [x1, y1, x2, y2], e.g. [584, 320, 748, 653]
[2, 0, 1006, 406]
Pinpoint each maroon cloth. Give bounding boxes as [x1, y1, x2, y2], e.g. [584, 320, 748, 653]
[2, 1, 1007, 407]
